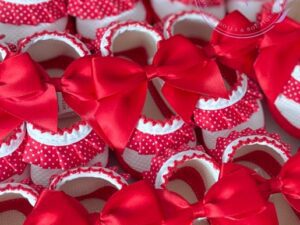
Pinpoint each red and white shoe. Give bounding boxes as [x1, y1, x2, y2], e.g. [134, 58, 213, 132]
[254, 18, 300, 138]
[150, 0, 226, 20]
[0, 124, 29, 184]
[49, 167, 127, 213]
[0, 0, 68, 44]
[19, 32, 109, 187]
[213, 129, 298, 225]
[97, 21, 197, 178]
[162, 11, 265, 150]
[144, 145, 219, 221]
[0, 183, 38, 225]
[67, 0, 147, 41]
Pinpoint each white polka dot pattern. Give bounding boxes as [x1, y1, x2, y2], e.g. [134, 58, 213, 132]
[0, 0, 67, 25]
[194, 78, 263, 132]
[127, 122, 196, 155]
[68, 0, 139, 19]
[0, 127, 28, 183]
[23, 126, 107, 170]
[282, 77, 300, 104]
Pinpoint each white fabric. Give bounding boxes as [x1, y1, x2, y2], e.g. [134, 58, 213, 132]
[202, 101, 265, 150]
[0, 124, 25, 157]
[31, 148, 109, 187]
[0, 17, 68, 44]
[0, 183, 38, 206]
[50, 167, 127, 191]
[155, 150, 219, 188]
[227, 0, 269, 21]
[100, 22, 162, 65]
[150, 0, 226, 19]
[275, 95, 300, 129]
[222, 135, 290, 163]
[76, 1, 146, 39]
[27, 123, 93, 146]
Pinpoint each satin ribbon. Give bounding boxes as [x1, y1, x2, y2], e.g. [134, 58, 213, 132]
[222, 151, 300, 213]
[62, 35, 228, 150]
[24, 171, 277, 225]
[254, 17, 300, 103]
[202, 11, 262, 80]
[0, 53, 58, 138]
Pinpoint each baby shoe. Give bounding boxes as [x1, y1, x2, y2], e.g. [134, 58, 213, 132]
[162, 11, 265, 150]
[67, 0, 147, 41]
[213, 128, 298, 225]
[97, 21, 202, 177]
[18, 32, 109, 187]
[49, 167, 127, 213]
[144, 146, 278, 225]
[150, 0, 226, 20]
[143, 146, 219, 207]
[0, 183, 38, 225]
[254, 18, 300, 138]
[0, 0, 68, 45]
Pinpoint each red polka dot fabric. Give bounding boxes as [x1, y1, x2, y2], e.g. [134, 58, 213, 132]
[170, 0, 223, 6]
[68, 0, 139, 19]
[127, 122, 196, 155]
[23, 129, 107, 170]
[143, 145, 205, 185]
[194, 78, 263, 132]
[0, 142, 27, 182]
[282, 77, 300, 104]
[0, 0, 67, 25]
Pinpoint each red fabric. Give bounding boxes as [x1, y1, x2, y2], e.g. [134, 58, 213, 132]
[222, 152, 300, 213]
[0, 53, 58, 139]
[24, 176, 277, 225]
[62, 35, 228, 150]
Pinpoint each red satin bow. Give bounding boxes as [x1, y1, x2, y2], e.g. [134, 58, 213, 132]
[62, 35, 228, 150]
[222, 151, 300, 213]
[202, 11, 262, 79]
[24, 182, 164, 225]
[24, 172, 278, 225]
[254, 17, 300, 103]
[0, 53, 58, 138]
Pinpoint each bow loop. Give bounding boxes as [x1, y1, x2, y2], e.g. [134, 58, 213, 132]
[0, 53, 58, 138]
[207, 11, 262, 79]
[254, 17, 300, 103]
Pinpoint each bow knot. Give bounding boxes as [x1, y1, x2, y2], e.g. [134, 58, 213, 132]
[49, 77, 63, 92]
[203, 44, 217, 59]
[267, 177, 283, 194]
[191, 201, 206, 218]
[145, 65, 159, 80]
